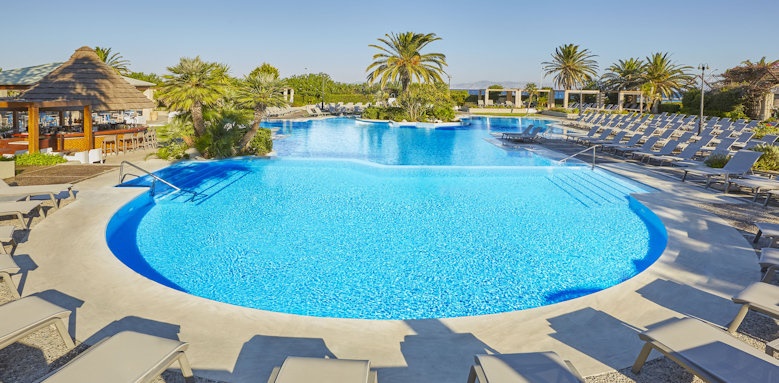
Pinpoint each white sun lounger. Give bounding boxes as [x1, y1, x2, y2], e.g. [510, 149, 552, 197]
[727, 282, 779, 333]
[39, 331, 194, 383]
[267, 356, 377, 383]
[467, 353, 584, 383]
[0, 296, 75, 351]
[0, 252, 21, 299]
[0, 200, 43, 228]
[0, 180, 75, 209]
[632, 317, 779, 382]
[752, 221, 779, 247]
[757, 248, 779, 282]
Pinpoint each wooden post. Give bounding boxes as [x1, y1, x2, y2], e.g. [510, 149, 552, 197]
[12, 111, 19, 134]
[83, 105, 94, 149]
[28, 106, 40, 153]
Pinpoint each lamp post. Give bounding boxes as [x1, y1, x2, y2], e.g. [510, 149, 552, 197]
[697, 64, 709, 136]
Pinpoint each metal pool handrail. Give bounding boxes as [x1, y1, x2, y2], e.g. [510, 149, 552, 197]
[119, 161, 198, 200]
[558, 145, 600, 170]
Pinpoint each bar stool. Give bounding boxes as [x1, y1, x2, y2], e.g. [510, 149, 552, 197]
[101, 135, 119, 156]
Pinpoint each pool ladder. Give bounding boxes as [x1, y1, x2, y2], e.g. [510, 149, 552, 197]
[119, 161, 199, 201]
[558, 145, 600, 170]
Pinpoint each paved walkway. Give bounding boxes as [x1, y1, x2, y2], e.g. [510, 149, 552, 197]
[3, 149, 765, 382]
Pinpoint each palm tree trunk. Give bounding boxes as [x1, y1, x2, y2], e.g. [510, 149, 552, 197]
[191, 102, 206, 137]
[239, 106, 265, 151]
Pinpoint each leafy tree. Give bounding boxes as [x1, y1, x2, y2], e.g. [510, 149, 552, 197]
[94, 46, 130, 75]
[366, 32, 447, 92]
[601, 57, 646, 91]
[157, 57, 231, 137]
[126, 71, 163, 85]
[250, 63, 280, 79]
[234, 66, 288, 151]
[542, 44, 599, 91]
[721, 57, 779, 119]
[449, 90, 469, 106]
[642, 52, 694, 113]
[397, 82, 453, 121]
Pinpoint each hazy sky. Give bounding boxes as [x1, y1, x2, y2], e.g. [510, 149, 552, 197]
[2, 0, 775, 86]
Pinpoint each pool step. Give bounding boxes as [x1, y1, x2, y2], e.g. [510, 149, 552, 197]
[144, 162, 252, 203]
[546, 170, 644, 208]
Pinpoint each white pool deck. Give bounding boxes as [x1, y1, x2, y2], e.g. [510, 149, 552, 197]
[9, 155, 762, 382]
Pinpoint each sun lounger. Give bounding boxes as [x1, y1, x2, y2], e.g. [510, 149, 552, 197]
[631, 139, 680, 163]
[0, 296, 75, 351]
[0, 180, 74, 210]
[467, 353, 584, 383]
[727, 282, 779, 334]
[753, 221, 779, 247]
[613, 136, 660, 157]
[0, 252, 20, 298]
[757, 248, 779, 282]
[39, 330, 194, 383]
[726, 175, 779, 199]
[680, 150, 763, 188]
[0, 200, 43, 228]
[267, 356, 377, 383]
[631, 317, 779, 382]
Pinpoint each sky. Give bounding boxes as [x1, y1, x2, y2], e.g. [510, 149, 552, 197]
[2, 0, 776, 88]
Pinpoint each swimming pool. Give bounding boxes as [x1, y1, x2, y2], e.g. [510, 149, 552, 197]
[108, 117, 667, 320]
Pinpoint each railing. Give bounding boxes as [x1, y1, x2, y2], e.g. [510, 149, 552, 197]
[119, 161, 198, 200]
[558, 145, 600, 170]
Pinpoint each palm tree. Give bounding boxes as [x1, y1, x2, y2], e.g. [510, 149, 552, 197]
[366, 32, 447, 92]
[642, 52, 694, 113]
[524, 82, 538, 114]
[157, 57, 230, 138]
[542, 44, 599, 92]
[94, 46, 130, 75]
[601, 58, 646, 91]
[235, 69, 288, 151]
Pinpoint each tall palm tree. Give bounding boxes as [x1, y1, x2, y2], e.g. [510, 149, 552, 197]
[642, 52, 694, 113]
[601, 58, 646, 91]
[235, 70, 288, 151]
[524, 82, 538, 114]
[157, 57, 230, 138]
[366, 32, 447, 92]
[94, 46, 130, 75]
[542, 44, 599, 92]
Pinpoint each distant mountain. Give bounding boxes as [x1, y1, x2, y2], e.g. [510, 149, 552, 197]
[451, 80, 526, 90]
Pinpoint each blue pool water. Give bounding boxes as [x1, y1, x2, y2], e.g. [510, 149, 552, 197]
[108, 117, 667, 319]
[265, 117, 563, 166]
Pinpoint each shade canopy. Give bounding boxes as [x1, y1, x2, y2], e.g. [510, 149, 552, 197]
[20, 46, 154, 111]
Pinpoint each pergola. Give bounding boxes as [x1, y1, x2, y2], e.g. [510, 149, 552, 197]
[617, 90, 645, 112]
[478, 88, 555, 108]
[0, 46, 154, 153]
[562, 90, 601, 109]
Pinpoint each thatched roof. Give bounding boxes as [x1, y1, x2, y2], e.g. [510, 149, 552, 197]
[20, 46, 155, 111]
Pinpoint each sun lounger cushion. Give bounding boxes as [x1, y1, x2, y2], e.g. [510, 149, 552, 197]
[40, 331, 193, 383]
[0, 296, 74, 350]
[268, 356, 376, 383]
[632, 318, 779, 382]
[468, 352, 584, 383]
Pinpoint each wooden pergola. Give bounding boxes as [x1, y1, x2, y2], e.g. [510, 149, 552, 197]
[0, 100, 94, 153]
[0, 46, 154, 153]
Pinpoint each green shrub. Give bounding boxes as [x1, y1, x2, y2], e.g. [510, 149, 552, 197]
[753, 123, 779, 139]
[751, 144, 779, 171]
[430, 105, 455, 121]
[361, 106, 380, 120]
[361, 106, 407, 121]
[15, 153, 67, 166]
[248, 128, 273, 155]
[704, 153, 731, 168]
[155, 142, 189, 160]
[659, 103, 681, 113]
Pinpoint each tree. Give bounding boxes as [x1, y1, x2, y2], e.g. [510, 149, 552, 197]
[366, 32, 447, 92]
[642, 52, 694, 113]
[126, 71, 163, 86]
[601, 58, 646, 91]
[94, 46, 130, 75]
[157, 57, 231, 138]
[235, 65, 288, 151]
[721, 57, 779, 119]
[542, 44, 599, 91]
[524, 83, 538, 113]
[397, 82, 453, 122]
